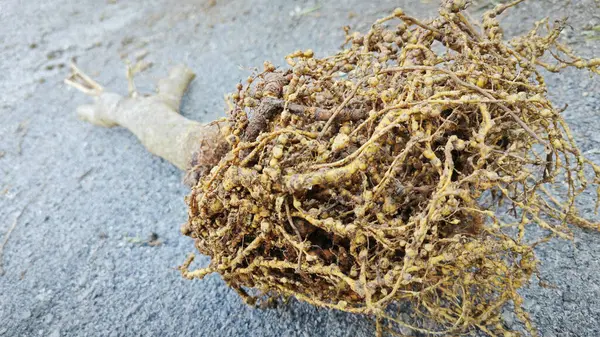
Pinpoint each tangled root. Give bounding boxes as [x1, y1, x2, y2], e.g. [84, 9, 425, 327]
[181, 1, 600, 336]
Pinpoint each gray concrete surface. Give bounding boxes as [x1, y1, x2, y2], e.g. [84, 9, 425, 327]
[1, 0, 599, 336]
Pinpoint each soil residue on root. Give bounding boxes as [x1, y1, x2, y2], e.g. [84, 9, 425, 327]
[180, 1, 600, 335]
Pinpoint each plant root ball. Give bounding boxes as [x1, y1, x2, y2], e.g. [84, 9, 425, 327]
[181, 1, 600, 336]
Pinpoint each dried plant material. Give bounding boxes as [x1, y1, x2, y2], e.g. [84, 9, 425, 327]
[179, 1, 600, 336]
[0, 207, 27, 276]
[123, 232, 162, 246]
[15, 120, 30, 155]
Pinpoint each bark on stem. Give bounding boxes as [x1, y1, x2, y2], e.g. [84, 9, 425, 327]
[66, 64, 226, 171]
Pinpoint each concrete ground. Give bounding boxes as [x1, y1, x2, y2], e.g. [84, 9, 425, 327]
[1, 0, 599, 336]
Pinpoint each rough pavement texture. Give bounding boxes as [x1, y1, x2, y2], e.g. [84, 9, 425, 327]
[1, 1, 599, 336]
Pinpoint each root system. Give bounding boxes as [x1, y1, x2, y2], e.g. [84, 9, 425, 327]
[181, 1, 600, 336]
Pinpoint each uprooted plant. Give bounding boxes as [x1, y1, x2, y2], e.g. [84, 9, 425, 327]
[67, 0, 600, 336]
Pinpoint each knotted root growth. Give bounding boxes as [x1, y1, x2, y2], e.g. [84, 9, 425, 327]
[181, 1, 600, 336]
